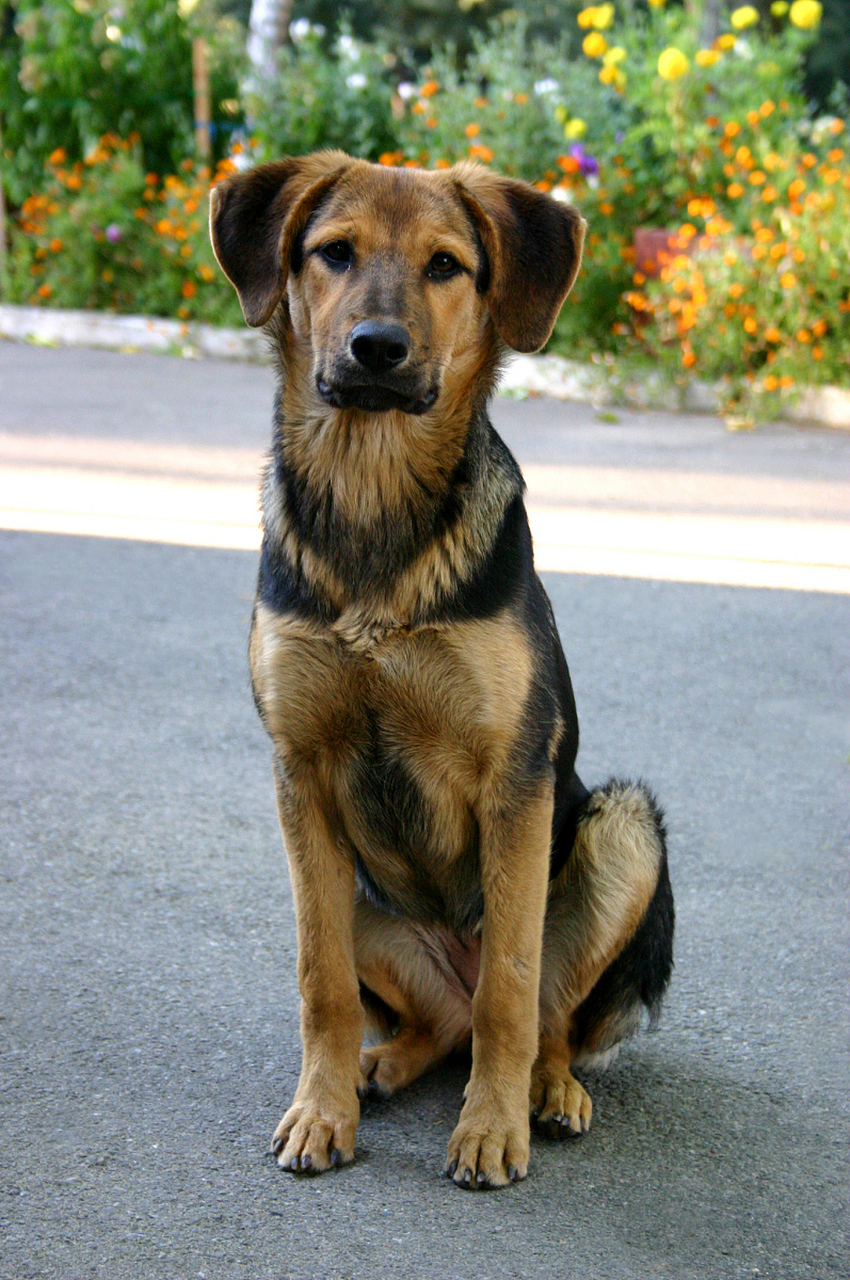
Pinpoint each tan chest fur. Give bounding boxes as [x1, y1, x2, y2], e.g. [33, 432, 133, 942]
[250, 601, 534, 924]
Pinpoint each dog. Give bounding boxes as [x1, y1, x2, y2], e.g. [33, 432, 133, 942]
[209, 151, 674, 1189]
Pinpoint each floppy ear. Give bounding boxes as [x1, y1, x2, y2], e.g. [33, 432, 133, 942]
[209, 152, 351, 327]
[454, 164, 586, 353]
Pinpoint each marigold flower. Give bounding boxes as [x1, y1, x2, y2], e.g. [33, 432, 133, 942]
[682, 347, 696, 367]
[812, 346, 823, 359]
[789, 0, 822, 28]
[474, 96, 488, 109]
[771, 0, 789, 11]
[749, 170, 766, 185]
[829, 118, 844, 135]
[716, 34, 737, 49]
[763, 375, 779, 391]
[49, 238, 63, 253]
[514, 92, 529, 105]
[729, 283, 744, 297]
[779, 272, 797, 288]
[812, 320, 828, 337]
[731, 6, 759, 29]
[599, 64, 619, 85]
[696, 49, 721, 67]
[599, 201, 614, 215]
[65, 174, 82, 190]
[764, 327, 781, 343]
[182, 280, 197, 299]
[468, 144, 494, 163]
[755, 227, 773, 241]
[778, 375, 794, 388]
[762, 185, 777, 201]
[727, 182, 744, 197]
[583, 32, 608, 57]
[198, 264, 215, 282]
[603, 46, 627, 65]
[658, 47, 689, 79]
[420, 80, 439, 97]
[822, 168, 841, 184]
[648, 0, 666, 7]
[145, 173, 158, 186]
[434, 158, 451, 169]
[793, 247, 806, 262]
[743, 316, 758, 333]
[591, 2, 615, 27]
[49, 148, 66, 166]
[724, 120, 741, 137]
[37, 283, 52, 298]
[534, 180, 553, 192]
[760, 100, 775, 118]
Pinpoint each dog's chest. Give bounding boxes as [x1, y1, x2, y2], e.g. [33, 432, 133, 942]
[251, 603, 533, 926]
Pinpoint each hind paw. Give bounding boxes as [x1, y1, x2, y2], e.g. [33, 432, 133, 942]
[530, 1067, 592, 1138]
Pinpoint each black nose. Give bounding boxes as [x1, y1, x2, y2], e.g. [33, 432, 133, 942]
[349, 321, 410, 374]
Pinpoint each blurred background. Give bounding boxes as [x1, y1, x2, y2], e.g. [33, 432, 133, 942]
[0, 0, 848, 412]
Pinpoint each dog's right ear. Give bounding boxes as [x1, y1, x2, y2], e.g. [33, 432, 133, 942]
[209, 152, 351, 327]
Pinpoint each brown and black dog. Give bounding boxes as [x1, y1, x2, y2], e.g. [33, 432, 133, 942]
[210, 152, 674, 1189]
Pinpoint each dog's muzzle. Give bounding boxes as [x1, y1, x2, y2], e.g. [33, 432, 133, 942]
[317, 322, 439, 415]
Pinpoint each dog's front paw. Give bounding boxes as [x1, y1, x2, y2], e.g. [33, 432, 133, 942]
[270, 1097, 358, 1173]
[444, 1101, 529, 1189]
[530, 1065, 592, 1138]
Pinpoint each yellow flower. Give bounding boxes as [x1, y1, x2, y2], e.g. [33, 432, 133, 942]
[590, 2, 614, 28]
[599, 64, 618, 84]
[779, 272, 797, 288]
[789, 0, 822, 27]
[583, 32, 608, 57]
[658, 47, 690, 80]
[731, 6, 759, 29]
[696, 49, 721, 67]
[648, 0, 666, 7]
[716, 33, 736, 49]
[771, 1, 789, 13]
[577, 6, 596, 27]
[603, 45, 627, 65]
[564, 118, 587, 139]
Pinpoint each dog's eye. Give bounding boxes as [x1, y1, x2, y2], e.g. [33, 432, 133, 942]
[320, 240, 354, 269]
[427, 252, 461, 280]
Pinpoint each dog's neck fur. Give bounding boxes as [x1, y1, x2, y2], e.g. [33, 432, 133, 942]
[261, 315, 522, 637]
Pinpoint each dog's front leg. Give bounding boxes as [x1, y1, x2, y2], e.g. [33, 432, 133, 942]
[445, 781, 553, 1188]
[270, 760, 364, 1173]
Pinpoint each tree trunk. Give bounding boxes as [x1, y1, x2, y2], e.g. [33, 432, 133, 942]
[247, 0, 294, 77]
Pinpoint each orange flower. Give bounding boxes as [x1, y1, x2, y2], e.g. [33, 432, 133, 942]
[534, 180, 553, 192]
[747, 110, 759, 127]
[748, 170, 766, 185]
[762, 185, 777, 201]
[743, 316, 757, 334]
[145, 173, 158, 186]
[727, 182, 744, 197]
[65, 174, 82, 190]
[420, 80, 439, 97]
[49, 238, 63, 253]
[181, 280, 196, 299]
[787, 178, 806, 199]
[198, 264, 215, 281]
[812, 320, 828, 337]
[827, 147, 844, 162]
[411, 101, 425, 115]
[764, 327, 781, 343]
[812, 346, 823, 360]
[763, 375, 779, 391]
[779, 272, 797, 288]
[48, 148, 66, 166]
[37, 283, 52, 298]
[729, 283, 744, 298]
[778, 375, 794, 388]
[434, 158, 451, 170]
[426, 117, 438, 129]
[796, 328, 812, 342]
[759, 100, 775, 117]
[378, 151, 401, 166]
[599, 201, 614, 215]
[468, 144, 494, 163]
[464, 123, 480, 138]
[514, 92, 529, 104]
[801, 153, 817, 168]
[682, 347, 696, 368]
[473, 96, 488, 109]
[724, 120, 741, 137]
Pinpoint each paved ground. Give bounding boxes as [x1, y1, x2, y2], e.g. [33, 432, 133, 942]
[0, 345, 848, 1280]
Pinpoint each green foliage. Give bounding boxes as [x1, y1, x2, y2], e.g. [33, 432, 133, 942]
[0, 0, 245, 205]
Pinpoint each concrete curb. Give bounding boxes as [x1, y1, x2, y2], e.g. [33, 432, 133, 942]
[1, 303, 848, 429]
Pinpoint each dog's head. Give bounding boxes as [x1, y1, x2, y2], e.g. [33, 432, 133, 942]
[210, 151, 585, 416]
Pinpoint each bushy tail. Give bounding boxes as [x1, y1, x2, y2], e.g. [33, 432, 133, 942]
[570, 779, 675, 1067]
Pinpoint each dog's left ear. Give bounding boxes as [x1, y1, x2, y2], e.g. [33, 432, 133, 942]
[209, 151, 351, 327]
[454, 164, 586, 353]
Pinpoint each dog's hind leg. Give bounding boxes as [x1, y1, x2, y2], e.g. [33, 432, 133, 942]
[354, 898, 474, 1099]
[533, 779, 674, 1137]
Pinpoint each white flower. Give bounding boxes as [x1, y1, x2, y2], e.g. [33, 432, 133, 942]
[346, 72, 367, 89]
[734, 38, 754, 59]
[338, 34, 360, 60]
[534, 78, 559, 95]
[289, 17, 311, 41]
[397, 81, 415, 99]
[550, 185, 571, 203]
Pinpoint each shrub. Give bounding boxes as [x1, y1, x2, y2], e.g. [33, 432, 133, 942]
[8, 134, 242, 325]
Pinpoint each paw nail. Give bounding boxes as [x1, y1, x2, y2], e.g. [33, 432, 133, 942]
[301, 1154, 312, 1170]
[476, 1171, 486, 1184]
[330, 1149, 340, 1166]
[462, 1168, 472, 1185]
[447, 1160, 457, 1177]
[290, 1157, 299, 1171]
[508, 1165, 517, 1181]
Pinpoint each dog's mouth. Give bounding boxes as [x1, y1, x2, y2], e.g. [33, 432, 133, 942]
[316, 376, 438, 417]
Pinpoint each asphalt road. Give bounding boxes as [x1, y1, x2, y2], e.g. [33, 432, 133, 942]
[0, 345, 848, 1280]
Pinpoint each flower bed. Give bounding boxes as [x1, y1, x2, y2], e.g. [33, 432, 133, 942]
[5, 2, 848, 415]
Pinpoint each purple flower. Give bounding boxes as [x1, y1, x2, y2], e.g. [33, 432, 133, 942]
[569, 144, 599, 177]
[105, 223, 122, 243]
